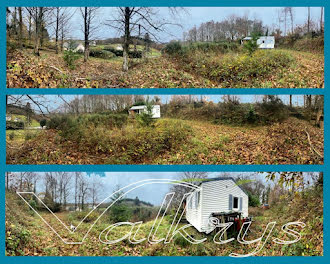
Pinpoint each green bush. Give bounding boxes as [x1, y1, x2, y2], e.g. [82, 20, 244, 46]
[164, 41, 183, 56]
[47, 115, 81, 141]
[248, 192, 261, 207]
[63, 50, 80, 70]
[136, 104, 155, 127]
[89, 47, 116, 59]
[40, 119, 47, 127]
[77, 113, 128, 129]
[244, 34, 259, 55]
[186, 41, 238, 53]
[6, 121, 24, 130]
[256, 95, 289, 124]
[174, 235, 190, 247]
[6, 224, 31, 256]
[24, 131, 37, 141]
[109, 204, 132, 223]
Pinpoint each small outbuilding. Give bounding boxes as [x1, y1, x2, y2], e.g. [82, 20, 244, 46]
[241, 36, 275, 49]
[128, 105, 161, 118]
[185, 177, 249, 233]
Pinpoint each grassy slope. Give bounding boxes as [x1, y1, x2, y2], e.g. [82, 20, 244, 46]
[6, 117, 323, 165]
[6, 190, 323, 256]
[6, 48, 323, 88]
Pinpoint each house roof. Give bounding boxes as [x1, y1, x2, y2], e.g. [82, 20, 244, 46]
[197, 177, 249, 196]
[130, 105, 147, 110]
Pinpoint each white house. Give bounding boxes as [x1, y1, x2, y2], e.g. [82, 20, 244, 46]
[128, 105, 161, 118]
[63, 41, 85, 52]
[74, 43, 85, 53]
[242, 36, 275, 49]
[115, 45, 123, 51]
[185, 177, 249, 233]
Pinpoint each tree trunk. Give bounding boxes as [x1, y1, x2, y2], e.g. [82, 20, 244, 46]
[34, 8, 43, 56]
[307, 7, 311, 34]
[289, 95, 292, 107]
[84, 7, 89, 62]
[320, 7, 324, 33]
[61, 26, 64, 51]
[122, 7, 130, 71]
[55, 8, 59, 54]
[18, 7, 23, 47]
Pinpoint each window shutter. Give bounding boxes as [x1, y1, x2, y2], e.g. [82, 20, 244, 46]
[229, 194, 233, 210]
[239, 197, 243, 211]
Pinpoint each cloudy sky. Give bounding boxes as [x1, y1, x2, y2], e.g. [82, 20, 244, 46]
[33, 172, 266, 205]
[30, 171, 317, 205]
[47, 7, 323, 42]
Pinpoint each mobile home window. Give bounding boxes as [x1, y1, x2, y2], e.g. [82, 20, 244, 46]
[233, 197, 239, 209]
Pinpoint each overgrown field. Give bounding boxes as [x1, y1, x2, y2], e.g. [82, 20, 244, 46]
[5, 186, 323, 256]
[6, 43, 324, 88]
[6, 116, 323, 165]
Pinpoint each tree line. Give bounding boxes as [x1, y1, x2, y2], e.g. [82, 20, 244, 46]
[183, 7, 324, 43]
[6, 7, 182, 71]
[6, 172, 103, 211]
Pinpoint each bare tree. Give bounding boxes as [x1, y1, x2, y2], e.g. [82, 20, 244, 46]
[320, 7, 324, 33]
[18, 7, 23, 47]
[53, 7, 66, 54]
[25, 7, 51, 55]
[106, 7, 183, 71]
[170, 172, 208, 207]
[80, 7, 99, 62]
[307, 7, 311, 34]
[89, 176, 103, 207]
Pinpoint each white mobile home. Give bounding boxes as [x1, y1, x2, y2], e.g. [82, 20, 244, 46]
[242, 36, 275, 49]
[129, 105, 161, 118]
[186, 177, 249, 233]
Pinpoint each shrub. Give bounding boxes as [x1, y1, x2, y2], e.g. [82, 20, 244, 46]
[6, 224, 31, 256]
[9, 132, 15, 140]
[293, 36, 324, 53]
[47, 115, 81, 141]
[174, 235, 190, 247]
[63, 50, 80, 70]
[6, 121, 24, 130]
[136, 103, 155, 127]
[77, 113, 128, 129]
[40, 119, 47, 127]
[256, 95, 289, 124]
[164, 41, 183, 56]
[24, 131, 37, 141]
[89, 47, 116, 59]
[244, 34, 259, 55]
[248, 192, 261, 207]
[72, 210, 100, 223]
[109, 204, 132, 223]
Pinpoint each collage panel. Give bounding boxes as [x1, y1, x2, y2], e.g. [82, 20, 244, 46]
[6, 94, 324, 165]
[5, 6, 324, 88]
[5, 171, 323, 256]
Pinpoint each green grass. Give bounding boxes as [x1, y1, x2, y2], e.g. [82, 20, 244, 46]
[7, 114, 40, 127]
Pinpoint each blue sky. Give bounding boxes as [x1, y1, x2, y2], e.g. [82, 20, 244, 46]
[56, 7, 323, 42]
